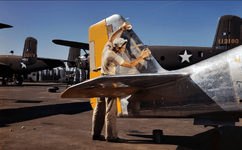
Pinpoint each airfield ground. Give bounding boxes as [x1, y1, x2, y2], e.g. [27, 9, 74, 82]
[1, 82, 242, 150]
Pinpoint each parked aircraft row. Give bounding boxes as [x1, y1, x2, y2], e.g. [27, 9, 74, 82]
[0, 24, 87, 85]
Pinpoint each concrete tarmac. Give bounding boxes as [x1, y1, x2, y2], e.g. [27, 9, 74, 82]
[1, 82, 242, 150]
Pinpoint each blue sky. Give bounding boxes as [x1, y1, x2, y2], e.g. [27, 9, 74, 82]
[0, 1, 242, 60]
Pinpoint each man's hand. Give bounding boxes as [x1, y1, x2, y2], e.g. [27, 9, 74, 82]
[141, 49, 151, 58]
[121, 22, 132, 30]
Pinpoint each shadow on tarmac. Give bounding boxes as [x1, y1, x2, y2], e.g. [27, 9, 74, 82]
[126, 126, 242, 150]
[0, 102, 92, 127]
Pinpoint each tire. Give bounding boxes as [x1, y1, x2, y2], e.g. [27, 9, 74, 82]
[80, 69, 86, 82]
[48, 88, 56, 93]
[14, 75, 23, 85]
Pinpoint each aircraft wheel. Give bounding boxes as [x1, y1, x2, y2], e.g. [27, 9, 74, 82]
[54, 86, 59, 90]
[2, 80, 7, 85]
[14, 75, 23, 85]
[48, 87, 56, 93]
[2, 77, 8, 85]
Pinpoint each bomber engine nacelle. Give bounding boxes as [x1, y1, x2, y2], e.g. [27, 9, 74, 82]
[22, 37, 37, 65]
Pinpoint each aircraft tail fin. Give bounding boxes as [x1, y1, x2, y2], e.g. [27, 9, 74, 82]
[22, 37, 37, 65]
[212, 15, 242, 50]
[67, 47, 80, 68]
[89, 14, 165, 79]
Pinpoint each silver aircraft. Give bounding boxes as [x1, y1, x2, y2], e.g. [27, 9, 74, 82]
[61, 14, 242, 126]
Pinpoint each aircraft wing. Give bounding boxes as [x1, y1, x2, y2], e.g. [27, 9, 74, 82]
[37, 57, 65, 68]
[61, 73, 186, 98]
[0, 62, 8, 66]
[0, 23, 13, 29]
[52, 39, 89, 50]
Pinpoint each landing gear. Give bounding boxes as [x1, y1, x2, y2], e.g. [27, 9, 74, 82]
[80, 69, 86, 82]
[2, 78, 7, 85]
[14, 74, 23, 85]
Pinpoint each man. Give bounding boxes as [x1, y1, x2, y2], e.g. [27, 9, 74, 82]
[92, 22, 151, 142]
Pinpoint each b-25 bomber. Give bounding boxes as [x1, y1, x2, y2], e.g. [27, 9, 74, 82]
[150, 15, 242, 70]
[0, 37, 65, 85]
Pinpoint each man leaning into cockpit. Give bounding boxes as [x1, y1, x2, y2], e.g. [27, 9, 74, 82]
[92, 22, 151, 143]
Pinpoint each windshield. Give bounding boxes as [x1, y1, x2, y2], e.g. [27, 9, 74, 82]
[115, 29, 163, 75]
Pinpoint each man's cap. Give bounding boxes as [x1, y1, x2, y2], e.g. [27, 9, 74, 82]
[113, 38, 127, 48]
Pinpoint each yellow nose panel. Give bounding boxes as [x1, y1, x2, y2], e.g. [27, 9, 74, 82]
[89, 18, 122, 114]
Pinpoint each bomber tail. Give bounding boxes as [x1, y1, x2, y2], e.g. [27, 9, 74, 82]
[22, 37, 37, 65]
[67, 47, 80, 68]
[52, 39, 90, 82]
[212, 15, 242, 50]
[52, 39, 89, 69]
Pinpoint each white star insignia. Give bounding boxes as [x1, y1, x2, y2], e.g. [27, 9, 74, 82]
[179, 50, 192, 63]
[20, 62, 27, 69]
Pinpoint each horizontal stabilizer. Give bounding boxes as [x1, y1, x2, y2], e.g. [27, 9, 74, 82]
[37, 57, 65, 68]
[0, 23, 13, 29]
[52, 39, 89, 50]
[61, 73, 186, 98]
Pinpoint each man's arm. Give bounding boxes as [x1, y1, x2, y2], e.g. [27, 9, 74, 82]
[109, 22, 131, 43]
[121, 49, 151, 68]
